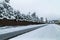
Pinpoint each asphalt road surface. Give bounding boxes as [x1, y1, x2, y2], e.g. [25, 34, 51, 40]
[0, 24, 46, 40]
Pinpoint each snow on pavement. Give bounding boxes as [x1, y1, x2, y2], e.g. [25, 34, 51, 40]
[0, 24, 45, 35]
[10, 24, 60, 40]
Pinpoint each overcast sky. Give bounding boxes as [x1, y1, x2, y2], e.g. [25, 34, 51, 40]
[10, 0, 60, 20]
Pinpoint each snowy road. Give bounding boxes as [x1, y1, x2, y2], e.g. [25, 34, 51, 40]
[0, 24, 46, 40]
[10, 24, 60, 40]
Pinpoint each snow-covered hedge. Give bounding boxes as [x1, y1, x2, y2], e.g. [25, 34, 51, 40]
[0, 0, 40, 23]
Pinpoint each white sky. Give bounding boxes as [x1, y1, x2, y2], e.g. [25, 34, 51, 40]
[10, 0, 60, 20]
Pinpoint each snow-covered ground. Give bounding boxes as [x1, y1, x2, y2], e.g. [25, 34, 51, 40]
[9, 24, 60, 40]
[0, 24, 45, 35]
